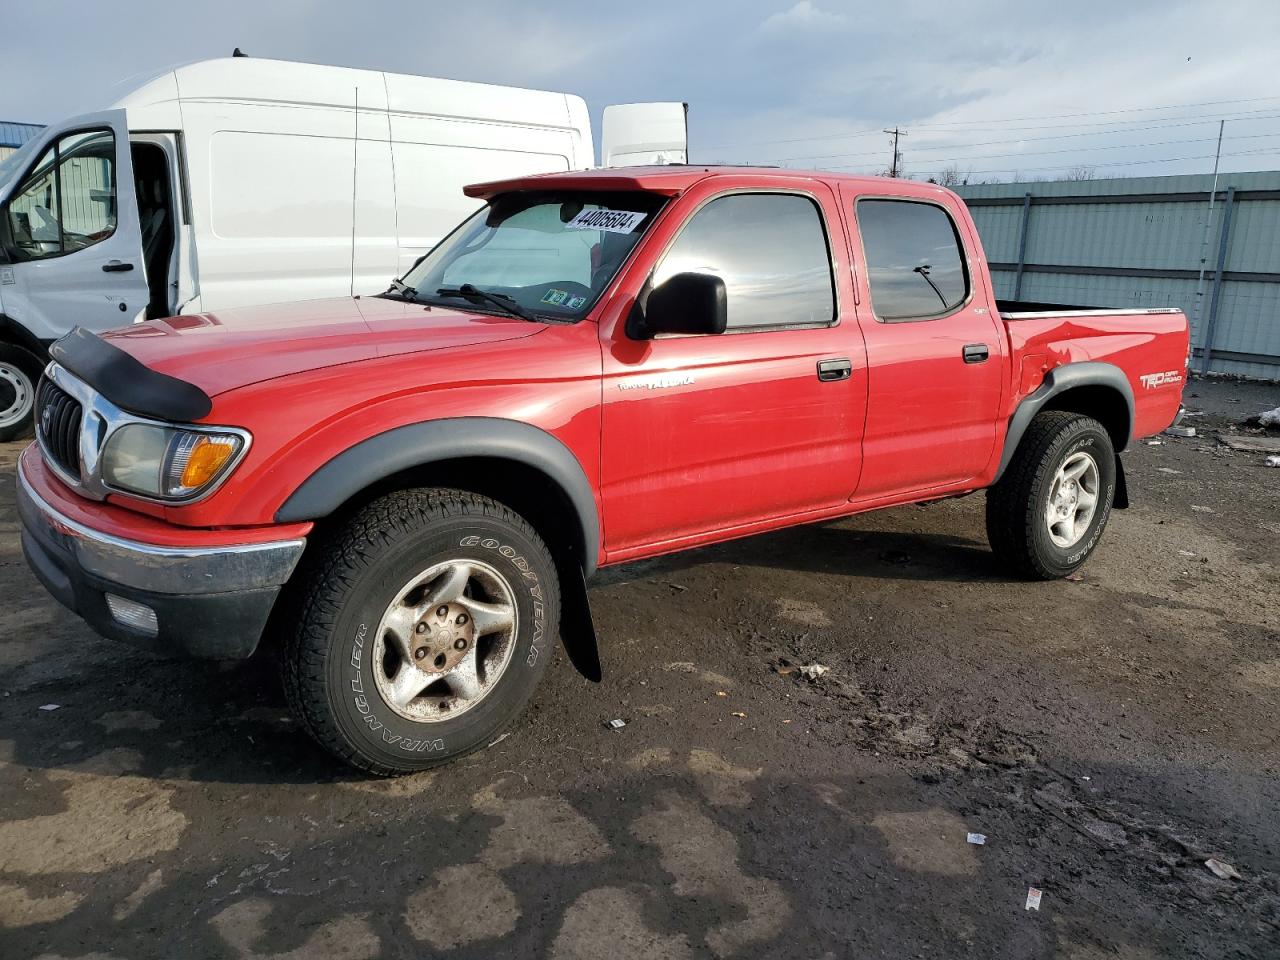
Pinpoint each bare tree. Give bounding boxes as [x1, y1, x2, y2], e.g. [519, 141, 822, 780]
[1063, 164, 1097, 181]
[926, 165, 974, 187]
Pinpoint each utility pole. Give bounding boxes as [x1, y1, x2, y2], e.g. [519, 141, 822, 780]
[1190, 119, 1225, 372]
[883, 127, 907, 177]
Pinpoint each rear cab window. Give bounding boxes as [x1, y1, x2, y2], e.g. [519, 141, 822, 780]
[856, 198, 969, 321]
[651, 192, 836, 331]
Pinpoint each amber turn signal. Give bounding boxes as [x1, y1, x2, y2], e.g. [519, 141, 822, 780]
[179, 436, 240, 489]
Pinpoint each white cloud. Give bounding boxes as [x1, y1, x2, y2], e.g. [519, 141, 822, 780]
[758, 1, 847, 33]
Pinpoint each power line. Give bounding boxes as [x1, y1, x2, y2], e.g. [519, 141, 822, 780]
[794, 130, 1280, 170]
[781, 115, 1280, 164]
[852, 145, 1280, 178]
[701, 96, 1280, 151]
[901, 94, 1280, 127]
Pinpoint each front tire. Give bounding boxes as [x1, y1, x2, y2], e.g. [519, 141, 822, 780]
[283, 489, 560, 775]
[986, 411, 1116, 580]
[0, 343, 44, 443]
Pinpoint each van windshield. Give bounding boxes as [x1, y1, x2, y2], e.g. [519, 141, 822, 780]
[399, 191, 668, 320]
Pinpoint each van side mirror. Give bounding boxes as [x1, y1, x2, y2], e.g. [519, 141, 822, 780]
[628, 272, 727, 339]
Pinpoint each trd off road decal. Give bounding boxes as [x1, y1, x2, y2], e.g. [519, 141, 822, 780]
[349, 621, 445, 754]
[458, 536, 546, 666]
[1139, 370, 1184, 389]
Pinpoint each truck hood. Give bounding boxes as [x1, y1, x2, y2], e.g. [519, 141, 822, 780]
[98, 296, 543, 398]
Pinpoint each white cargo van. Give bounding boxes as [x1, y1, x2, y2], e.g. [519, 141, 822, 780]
[0, 56, 686, 439]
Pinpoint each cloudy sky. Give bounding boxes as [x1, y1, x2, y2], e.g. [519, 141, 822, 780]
[4, 0, 1279, 183]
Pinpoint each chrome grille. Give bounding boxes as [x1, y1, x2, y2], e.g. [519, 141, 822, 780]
[36, 378, 83, 480]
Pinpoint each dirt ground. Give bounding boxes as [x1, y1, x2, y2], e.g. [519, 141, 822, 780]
[1, 376, 1277, 959]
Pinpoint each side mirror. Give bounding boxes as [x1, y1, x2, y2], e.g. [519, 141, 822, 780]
[628, 272, 727, 339]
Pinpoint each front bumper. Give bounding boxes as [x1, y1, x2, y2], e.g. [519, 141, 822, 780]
[18, 457, 306, 659]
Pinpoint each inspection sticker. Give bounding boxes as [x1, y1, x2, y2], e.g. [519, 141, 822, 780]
[566, 208, 647, 234]
[541, 288, 569, 305]
[566, 295, 587, 309]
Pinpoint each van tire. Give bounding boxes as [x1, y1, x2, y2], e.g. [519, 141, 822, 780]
[283, 488, 559, 775]
[986, 411, 1116, 580]
[0, 343, 44, 442]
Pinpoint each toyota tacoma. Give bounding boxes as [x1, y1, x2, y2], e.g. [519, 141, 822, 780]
[17, 167, 1189, 773]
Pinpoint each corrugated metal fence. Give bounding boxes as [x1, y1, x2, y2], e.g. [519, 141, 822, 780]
[0, 121, 43, 164]
[956, 171, 1280, 379]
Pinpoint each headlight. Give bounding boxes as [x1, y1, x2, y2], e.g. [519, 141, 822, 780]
[101, 424, 247, 501]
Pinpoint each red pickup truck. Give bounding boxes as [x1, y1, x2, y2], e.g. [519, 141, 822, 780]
[17, 167, 1189, 773]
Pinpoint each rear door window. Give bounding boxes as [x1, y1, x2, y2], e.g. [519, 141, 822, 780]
[856, 199, 969, 321]
[652, 192, 835, 330]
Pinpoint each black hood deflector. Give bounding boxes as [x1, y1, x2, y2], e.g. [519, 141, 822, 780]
[49, 327, 213, 422]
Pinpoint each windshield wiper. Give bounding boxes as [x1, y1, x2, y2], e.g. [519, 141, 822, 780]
[381, 277, 420, 302]
[435, 284, 536, 322]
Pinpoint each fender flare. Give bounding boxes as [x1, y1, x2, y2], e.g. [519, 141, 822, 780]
[994, 361, 1134, 483]
[275, 417, 600, 577]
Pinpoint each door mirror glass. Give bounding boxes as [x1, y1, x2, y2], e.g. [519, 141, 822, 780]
[6, 129, 117, 261]
[629, 271, 727, 339]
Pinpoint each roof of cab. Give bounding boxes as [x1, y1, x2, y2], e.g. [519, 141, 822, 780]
[463, 165, 955, 200]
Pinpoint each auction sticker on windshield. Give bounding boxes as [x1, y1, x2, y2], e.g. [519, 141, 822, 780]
[566, 209, 647, 234]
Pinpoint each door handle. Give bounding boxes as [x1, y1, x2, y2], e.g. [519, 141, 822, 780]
[817, 358, 852, 381]
[102, 260, 134, 273]
[962, 343, 989, 363]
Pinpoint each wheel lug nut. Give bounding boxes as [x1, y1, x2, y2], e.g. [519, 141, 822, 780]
[437, 605, 448, 618]
[456, 613, 468, 626]
[415, 623, 428, 634]
[454, 638, 467, 650]
[414, 648, 427, 660]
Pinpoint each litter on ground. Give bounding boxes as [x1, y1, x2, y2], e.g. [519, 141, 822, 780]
[798, 664, 829, 680]
[1220, 435, 1280, 454]
[38, 703, 60, 711]
[607, 718, 626, 730]
[966, 833, 987, 845]
[1025, 887, 1043, 911]
[1266, 455, 1280, 468]
[1165, 426, 1196, 437]
[1205, 858, 1242, 881]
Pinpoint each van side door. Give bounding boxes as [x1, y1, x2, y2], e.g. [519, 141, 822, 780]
[598, 179, 866, 561]
[839, 185, 1006, 499]
[0, 110, 150, 338]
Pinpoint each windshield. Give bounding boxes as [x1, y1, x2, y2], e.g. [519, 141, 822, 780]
[400, 190, 668, 320]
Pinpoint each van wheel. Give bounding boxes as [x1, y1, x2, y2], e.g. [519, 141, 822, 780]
[0, 344, 43, 442]
[283, 488, 559, 775]
[986, 411, 1116, 580]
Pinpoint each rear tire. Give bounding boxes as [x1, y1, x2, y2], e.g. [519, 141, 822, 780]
[283, 488, 559, 775]
[0, 343, 44, 443]
[986, 411, 1116, 580]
